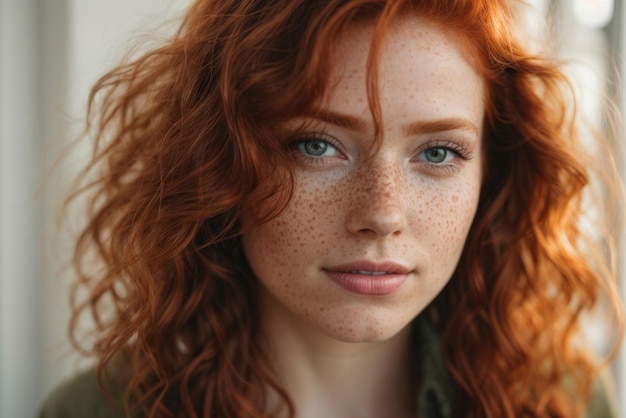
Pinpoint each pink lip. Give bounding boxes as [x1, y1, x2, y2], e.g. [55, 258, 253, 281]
[323, 261, 412, 296]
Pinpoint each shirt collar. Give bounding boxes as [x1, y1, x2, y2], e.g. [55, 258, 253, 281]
[414, 315, 453, 418]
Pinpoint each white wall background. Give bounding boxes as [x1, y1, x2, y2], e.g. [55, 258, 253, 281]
[0, 1, 188, 417]
[1, 2, 43, 418]
[0, 1, 623, 418]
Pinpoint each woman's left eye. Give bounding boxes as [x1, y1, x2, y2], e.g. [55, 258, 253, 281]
[420, 147, 454, 164]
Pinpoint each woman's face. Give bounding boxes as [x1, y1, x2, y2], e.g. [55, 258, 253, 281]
[242, 17, 485, 343]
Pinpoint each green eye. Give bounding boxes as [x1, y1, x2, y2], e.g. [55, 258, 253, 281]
[293, 137, 343, 161]
[303, 141, 328, 156]
[424, 148, 449, 163]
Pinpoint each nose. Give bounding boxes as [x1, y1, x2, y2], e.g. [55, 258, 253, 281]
[346, 163, 408, 239]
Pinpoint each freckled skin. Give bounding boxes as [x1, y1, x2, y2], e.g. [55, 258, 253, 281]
[243, 18, 485, 343]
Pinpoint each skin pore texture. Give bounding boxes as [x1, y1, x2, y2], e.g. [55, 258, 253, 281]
[242, 16, 485, 418]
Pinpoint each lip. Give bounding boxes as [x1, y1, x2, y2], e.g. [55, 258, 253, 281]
[323, 261, 412, 296]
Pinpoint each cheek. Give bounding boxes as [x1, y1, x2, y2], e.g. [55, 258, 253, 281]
[244, 177, 339, 263]
[419, 177, 480, 258]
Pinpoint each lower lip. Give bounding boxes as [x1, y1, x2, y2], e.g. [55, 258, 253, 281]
[324, 271, 408, 296]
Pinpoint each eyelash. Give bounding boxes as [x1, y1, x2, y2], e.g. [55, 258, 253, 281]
[427, 140, 471, 158]
[289, 134, 346, 166]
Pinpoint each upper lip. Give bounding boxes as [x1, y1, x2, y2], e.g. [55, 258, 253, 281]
[324, 261, 412, 274]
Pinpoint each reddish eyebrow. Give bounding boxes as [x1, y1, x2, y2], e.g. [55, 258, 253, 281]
[306, 109, 368, 132]
[404, 118, 479, 136]
[306, 109, 478, 137]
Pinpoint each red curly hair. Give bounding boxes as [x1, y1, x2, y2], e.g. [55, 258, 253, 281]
[67, 0, 623, 417]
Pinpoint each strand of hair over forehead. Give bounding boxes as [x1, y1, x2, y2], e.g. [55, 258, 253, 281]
[64, 0, 623, 417]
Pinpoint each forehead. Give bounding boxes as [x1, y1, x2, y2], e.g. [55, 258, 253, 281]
[319, 16, 485, 131]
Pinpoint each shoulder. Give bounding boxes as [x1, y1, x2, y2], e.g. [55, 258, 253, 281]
[38, 361, 134, 418]
[586, 368, 620, 418]
[414, 316, 620, 418]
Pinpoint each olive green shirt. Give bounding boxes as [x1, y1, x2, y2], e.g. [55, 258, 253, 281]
[39, 317, 619, 417]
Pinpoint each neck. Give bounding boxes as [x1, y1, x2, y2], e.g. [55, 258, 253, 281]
[258, 291, 417, 418]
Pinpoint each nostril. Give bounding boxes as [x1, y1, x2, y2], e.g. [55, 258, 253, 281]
[356, 226, 379, 236]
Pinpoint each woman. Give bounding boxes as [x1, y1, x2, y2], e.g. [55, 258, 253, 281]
[40, 0, 623, 417]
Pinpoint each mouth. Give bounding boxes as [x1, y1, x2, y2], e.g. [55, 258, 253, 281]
[349, 270, 389, 276]
[326, 261, 412, 275]
[323, 261, 412, 296]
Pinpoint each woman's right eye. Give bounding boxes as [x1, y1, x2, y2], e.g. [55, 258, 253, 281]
[294, 138, 342, 158]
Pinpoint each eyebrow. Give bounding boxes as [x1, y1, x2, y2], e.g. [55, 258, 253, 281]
[404, 118, 479, 136]
[306, 109, 479, 137]
[307, 109, 368, 132]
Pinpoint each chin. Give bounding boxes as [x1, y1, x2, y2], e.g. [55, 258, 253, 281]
[312, 310, 416, 344]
